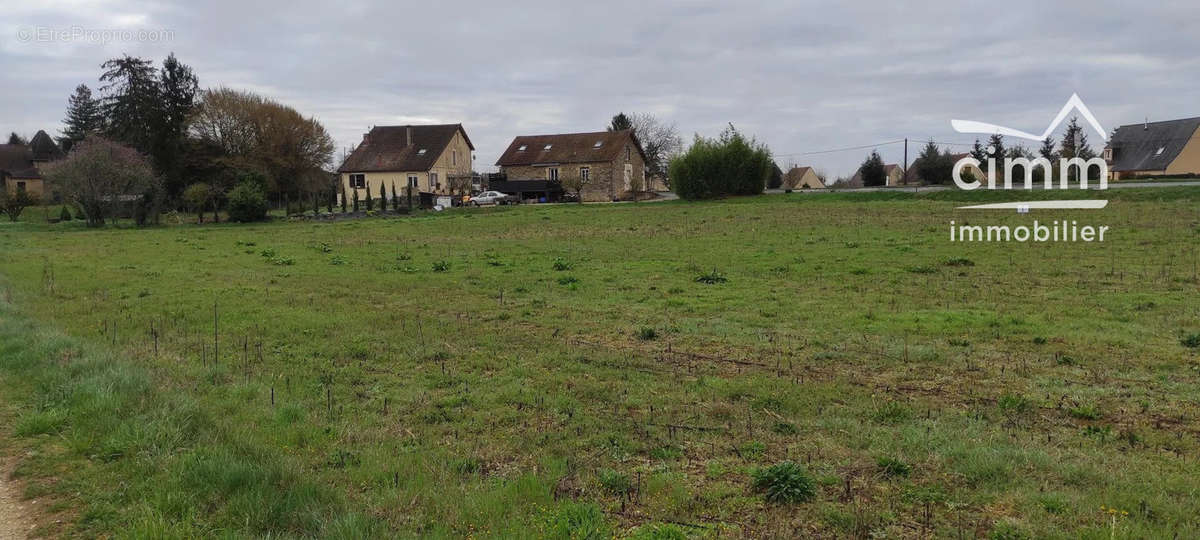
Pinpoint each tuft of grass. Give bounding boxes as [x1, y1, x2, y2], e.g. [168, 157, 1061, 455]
[597, 469, 631, 497]
[1182, 333, 1200, 349]
[557, 275, 579, 286]
[635, 326, 658, 341]
[943, 257, 975, 267]
[771, 422, 798, 435]
[1068, 404, 1103, 421]
[751, 461, 816, 504]
[872, 400, 912, 424]
[694, 268, 727, 284]
[552, 258, 573, 271]
[431, 260, 450, 272]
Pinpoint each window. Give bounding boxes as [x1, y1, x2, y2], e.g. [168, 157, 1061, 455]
[1155, 146, 1165, 156]
[547, 167, 559, 181]
[417, 149, 427, 156]
[579, 167, 590, 182]
[625, 146, 631, 161]
[407, 175, 419, 188]
[518, 145, 527, 151]
[452, 149, 457, 166]
[593, 141, 603, 148]
[544, 144, 553, 150]
[430, 172, 439, 189]
[16, 181, 26, 193]
[349, 173, 366, 189]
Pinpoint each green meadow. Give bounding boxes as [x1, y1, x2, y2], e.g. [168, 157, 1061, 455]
[1, 188, 1199, 538]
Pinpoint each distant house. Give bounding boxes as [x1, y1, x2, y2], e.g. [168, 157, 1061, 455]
[0, 130, 64, 199]
[783, 166, 825, 189]
[849, 163, 905, 187]
[494, 130, 647, 202]
[1106, 117, 1200, 180]
[337, 124, 474, 203]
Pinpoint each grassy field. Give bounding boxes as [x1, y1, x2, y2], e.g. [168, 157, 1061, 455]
[1, 189, 1199, 538]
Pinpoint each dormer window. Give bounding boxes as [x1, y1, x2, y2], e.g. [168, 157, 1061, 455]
[518, 145, 527, 151]
[417, 149, 427, 155]
[593, 141, 603, 148]
[1155, 146, 1165, 156]
[544, 144, 553, 150]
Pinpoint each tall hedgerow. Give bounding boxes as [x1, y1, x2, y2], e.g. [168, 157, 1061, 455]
[668, 126, 772, 200]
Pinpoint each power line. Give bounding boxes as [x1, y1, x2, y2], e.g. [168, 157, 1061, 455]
[775, 139, 905, 157]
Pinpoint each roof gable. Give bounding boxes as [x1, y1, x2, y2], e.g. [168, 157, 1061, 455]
[0, 144, 40, 179]
[29, 130, 64, 161]
[1109, 117, 1200, 172]
[338, 124, 472, 173]
[495, 130, 645, 167]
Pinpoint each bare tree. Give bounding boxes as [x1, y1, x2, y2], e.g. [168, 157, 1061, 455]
[43, 136, 159, 227]
[628, 113, 682, 189]
[0, 188, 38, 222]
[560, 173, 591, 203]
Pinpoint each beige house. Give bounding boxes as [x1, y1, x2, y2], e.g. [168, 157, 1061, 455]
[903, 153, 987, 185]
[1106, 117, 1200, 180]
[0, 130, 64, 199]
[783, 166, 825, 189]
[337, 124, 474, 203]
[494, 130, 647, 202]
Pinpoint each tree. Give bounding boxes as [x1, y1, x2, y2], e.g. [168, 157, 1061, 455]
[380, 182, 388, 212]
[7, 133, 27, 145]
[1060, 116, 1097, 182]
[152, 53, 199, 199]
[915, 140, 953, 185]
[352, 188, 360, 212]
[42, 136, 160, 227]
[1038, 136, 1057, 161]
[99, 55, 159, 154]
[182, 182, 220, 223]
[60, 84, 104, 152]
[0, 188, 38, 222]
[970, 138, 986, 165]
[190, 88, 334, 200]
[365, 184, 374, 211]
[858, 151, 886, 187]
[340, 183, 348, 213]
[669, 125, 772, 200]
[608, 113, 632, 132]
[623, 113, 682, 187]
[767, 163, 784, 189]
[391, 180, 399, 210]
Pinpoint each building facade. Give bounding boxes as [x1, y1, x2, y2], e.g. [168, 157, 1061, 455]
[495, 130, 647, 202]
[337, 124, 474, 204]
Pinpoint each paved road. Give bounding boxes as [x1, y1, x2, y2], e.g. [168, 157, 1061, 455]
[652, 180, 1200, 199]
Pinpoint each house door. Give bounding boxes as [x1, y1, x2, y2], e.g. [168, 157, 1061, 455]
[623, 164, 632, 192]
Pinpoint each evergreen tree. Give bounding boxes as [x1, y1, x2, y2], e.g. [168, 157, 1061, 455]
[340, 184, 348, 212]
[153, 53, 199, 199]
[608, 113, 632, 131]
[380, 182, 388, 212]
[391, 181, 399, 209]
[99, 55, 159, 153]
[858, 151, 887, 187]
[970, 138, 986, 165]
[986, 133, 1005, 177]
[352, 188, 360, 212]
[7, 133, 26, 145]
[60, 84, 104, 152]
[365, 184, 374, 211]
[915, 139, 953, 185]
[1038, 136, 1057, 161]
[1059, 117, 1096, 182]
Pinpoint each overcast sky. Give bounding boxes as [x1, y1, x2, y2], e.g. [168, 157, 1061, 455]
[2, 0, 1198, 177]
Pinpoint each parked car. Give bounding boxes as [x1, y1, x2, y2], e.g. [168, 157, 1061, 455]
[469, 191, 516, 206]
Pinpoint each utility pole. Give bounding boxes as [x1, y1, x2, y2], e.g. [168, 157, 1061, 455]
[903, 138, 908, 186]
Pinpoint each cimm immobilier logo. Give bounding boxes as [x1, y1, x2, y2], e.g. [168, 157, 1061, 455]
[947, 94, 1110, 243]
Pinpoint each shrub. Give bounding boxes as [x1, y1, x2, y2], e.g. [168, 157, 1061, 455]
[876, 456, 912, 478]
[59, 205, 72, 221]
[1182, 333, 1200, 349]
[751, 461, 816, 504]
[0, 188, 39, 222]
[227, 182, 269, 222]
[597, 469, 631, 496]
[669, 126, 773, 200]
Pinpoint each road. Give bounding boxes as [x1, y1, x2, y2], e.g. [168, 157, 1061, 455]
[650, 180, 1200, 200]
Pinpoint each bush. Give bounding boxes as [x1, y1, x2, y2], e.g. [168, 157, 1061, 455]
[227, 182, 269, 222]
[751, 461, 816, 504]
[669, 126, 773, 200]
[59, 205, 72, 221]
[876, 456, 912, 478]
[0, 188, 39, 222]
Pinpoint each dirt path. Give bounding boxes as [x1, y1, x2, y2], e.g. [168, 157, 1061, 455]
[0, 461, 33, 540]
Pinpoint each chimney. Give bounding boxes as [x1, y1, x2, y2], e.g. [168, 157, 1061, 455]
[406, 126, 413, 147]
[362, 132, 371, 144]
[1144, 117, 1149, 131]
